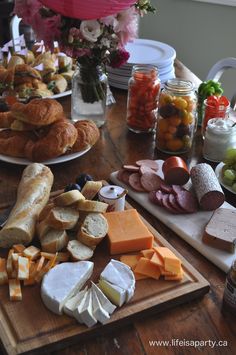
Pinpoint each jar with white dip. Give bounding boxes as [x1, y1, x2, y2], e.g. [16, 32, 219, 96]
[203, 118, 236, 162]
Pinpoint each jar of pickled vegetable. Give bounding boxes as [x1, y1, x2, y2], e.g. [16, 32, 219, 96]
[126, 65, 161, 133]
[156, 79, 197, 154]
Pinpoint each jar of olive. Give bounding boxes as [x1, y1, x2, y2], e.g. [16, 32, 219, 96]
[156, 79, 197, 154]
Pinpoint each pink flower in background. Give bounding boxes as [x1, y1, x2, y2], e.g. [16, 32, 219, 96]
[13, 0, 42, 25]
[31, 13, 61, 49]
[110, 48, 130, 68]
[114, 7, 138, 47]
[69, 27, 82, 40]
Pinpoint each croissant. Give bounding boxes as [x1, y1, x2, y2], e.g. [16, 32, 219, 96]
[11, 98, 63, 126]
[71, 120, 100, 152]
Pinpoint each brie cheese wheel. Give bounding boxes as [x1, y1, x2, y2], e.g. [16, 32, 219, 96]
[41, 261, 93, 315]
[78, 288, 97, 328]
[91, 281, 116, 314]
[63, 286, 88, 317]
[98, 279, 126, 307]
[100, 259, 135, 302]
[91, 287, 110, 324]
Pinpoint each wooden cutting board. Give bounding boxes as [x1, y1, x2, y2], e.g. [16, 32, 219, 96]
[0, 192, 209, 355]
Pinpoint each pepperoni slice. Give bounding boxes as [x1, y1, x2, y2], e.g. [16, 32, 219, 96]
[168, 194, 185, 213]
[162, 194, 178, 214]
[136, 159, 159, 171]
[176, 190, 198, 213]
[139, 165, 155, 175]
[128, 173, 146, 192]
[140, 172, 163, 192]
[155, 190, 164, 206]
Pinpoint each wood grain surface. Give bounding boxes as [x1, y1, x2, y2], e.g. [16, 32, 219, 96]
[0, 60, 235, 355]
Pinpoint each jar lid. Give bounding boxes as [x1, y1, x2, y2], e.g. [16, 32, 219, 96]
[99, 185, 126, 200]
[164, 79, 194, 94]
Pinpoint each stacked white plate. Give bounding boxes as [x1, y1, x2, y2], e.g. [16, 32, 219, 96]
[107, 39, 176, 90]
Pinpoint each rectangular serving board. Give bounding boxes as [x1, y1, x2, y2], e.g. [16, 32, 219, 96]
[0, 193, 209, 355]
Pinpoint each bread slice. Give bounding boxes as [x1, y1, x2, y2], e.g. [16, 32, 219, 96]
[78, 213, 108, 247]
[81, 181, 103, 200]
[40, 229, 69, 253]
[54, 190, 85, 207]
[203, 208, 236, 253]
[67, 239, 94, 261]
[36, 219, 51, 239]
[77, 200, 108, 213]
[47, 206, 80, 230]
[38, 203, 55, 223]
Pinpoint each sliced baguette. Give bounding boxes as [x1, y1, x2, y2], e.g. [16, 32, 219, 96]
[77, 200, 108, 213]
[47, 206, 80, 230]
[38, 203, 55, 223]
[40, 229, 69, 253]
[81, 181, 103, 200]
[54, 190, 85, 207]
[67, 239, 94, 261]
[36, 219, 51, 239]
[78, 213, 108, 247]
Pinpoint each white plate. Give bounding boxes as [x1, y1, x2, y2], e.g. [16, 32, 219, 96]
[125, 39, 176, 66]
[0, 146, 91, 166]
[215, 162, 236, 194]
[49, 90, 72, 99]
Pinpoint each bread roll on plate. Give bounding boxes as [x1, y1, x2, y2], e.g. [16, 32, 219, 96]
[0, 163, 54, 247]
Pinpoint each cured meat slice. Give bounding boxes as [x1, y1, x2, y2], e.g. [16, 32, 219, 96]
[160, 183, 173, 194]
[149, 191, 158, 204]
[120, 170, 133, 185]
[117, 169, 125, 182]
[155, 191, 164, 206]
[140, 172, 163, 192]
[190, 163, 225, 211]
[168, 194, 185, 213]
[176, 190, 198, 213]
[172, 184, 186, 196]
[139, 165, 155, 175]
[123, 165, 140, 172]
[128, 173, 146, 192]
[162, 194, 178, 214]
[136, 159, 159, 171]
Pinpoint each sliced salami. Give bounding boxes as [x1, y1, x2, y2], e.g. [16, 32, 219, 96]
[160, 182, 173, 194]
[123, 164, 140, 172]
[168, 193, 185, 213]
[162, 194, 178, 214]
[149, 191, 159, 204]
[190, 163, 225, 211]
[172, 184, 186, 196]
[136, 159, 159, 171]
[140, 172, 163, 192]
[128, 173, 146, 192]
[155, 190, 164, 206]
[176, 190, 198, 213]
[120, 170, 133, 185]
[139, 165, 155, 175]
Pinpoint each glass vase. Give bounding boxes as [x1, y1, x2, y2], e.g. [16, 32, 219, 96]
[71, 64, 107, 127]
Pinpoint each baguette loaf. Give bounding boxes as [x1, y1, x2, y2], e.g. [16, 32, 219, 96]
[0, 163, 53, 247]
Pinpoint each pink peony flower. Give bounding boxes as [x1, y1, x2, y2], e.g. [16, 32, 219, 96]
[110, 48, 130, 68]
[13, 0, 42, 25]
[114, 7, 138, 47]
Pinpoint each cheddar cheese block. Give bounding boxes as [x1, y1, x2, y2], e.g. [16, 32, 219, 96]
[104, 209, 154, 254]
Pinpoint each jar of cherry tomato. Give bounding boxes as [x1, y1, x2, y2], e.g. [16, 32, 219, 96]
[126, 65, 161, 133]
[156, 79, 197, 154]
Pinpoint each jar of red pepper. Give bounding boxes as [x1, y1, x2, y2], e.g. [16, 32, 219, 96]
[126, 65, 161, 133]
[201, 95, 230, 137]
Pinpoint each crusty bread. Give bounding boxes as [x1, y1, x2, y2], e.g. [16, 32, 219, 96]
[38, 203, 55, 223]
[71, 120, 100, 153]
[0, 129, 35, 158]
[78, 213, 108, 247]
[67, 239, 94, 261]
[203, 208, 236, 253]
[81, 181, 103, 200]
[54, 190, 85, 207]
[11, 98, 63, 126]
[36, 219, 51, 239]
[77, 200, 108, 213]
[40, 229, 69, 253]
[47, 206, 80, 230]
[0, 163, 53, 247]
[0, 111, 15, 128]
[10, 119, 39, 131]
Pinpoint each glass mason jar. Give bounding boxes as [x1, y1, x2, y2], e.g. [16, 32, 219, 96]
[156, 79, 197, 154]
[71, 64, 108, 128]
[201, 98, 230, 137]
[126, 65, 161, 133]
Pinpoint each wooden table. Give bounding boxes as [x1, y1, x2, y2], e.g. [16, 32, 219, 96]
[0, 60, 235, 355]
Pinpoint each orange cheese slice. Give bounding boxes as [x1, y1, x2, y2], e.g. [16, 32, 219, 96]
[134, 257, 161, 280]
[165, 267, 184, 281]
[154, 247, 182, 275]
[120, 254, 141, 270]
[104, 209, 154, 255]
[12, 244, 25, 253]
[134, 272, 149, 280]
[9, 279, 22, 301]
[140, 249, 154, 259]
[150, 251, 164, 266]
[23, 246, 41, 260]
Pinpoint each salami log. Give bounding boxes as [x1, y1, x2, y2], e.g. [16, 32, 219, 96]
[0, 163, 54, 247]
[162, 156, 190, 185]
[190, 163, 225, 211]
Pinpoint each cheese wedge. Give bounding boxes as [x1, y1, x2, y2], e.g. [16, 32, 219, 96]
[104, 209, 154, 254]
[91, 282, 116, 314]
[78, 288, 97, 328]
[41, 261, 94, 315]
[100, 259, 135, 302]
[98, 279, 126, 307]
[91, 287, 110, 324]
[73, 290, 88, 323]
[63, 286, 88, 317]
